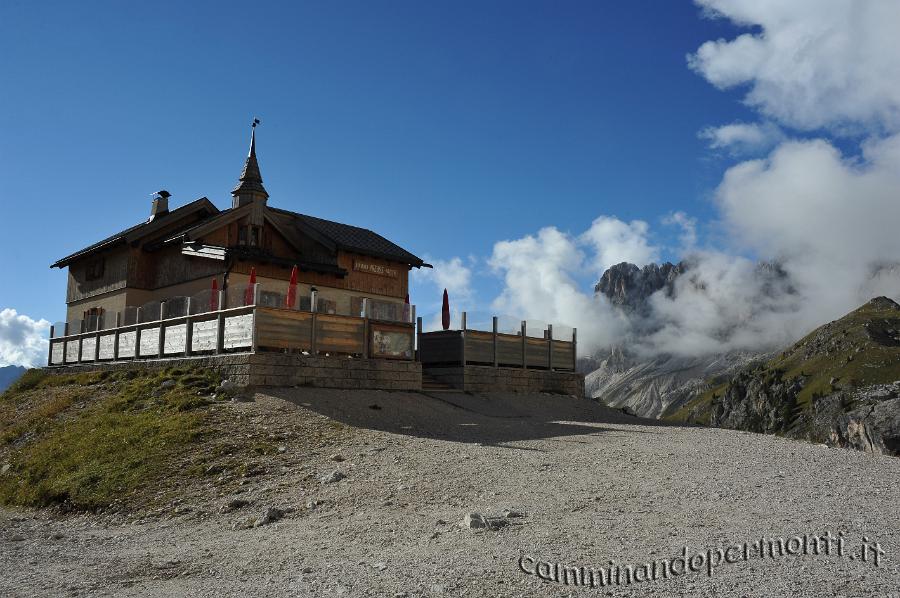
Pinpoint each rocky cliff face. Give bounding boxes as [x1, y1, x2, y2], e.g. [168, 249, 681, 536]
[595, 262, 686, 314]
[677, 297, 900, 457]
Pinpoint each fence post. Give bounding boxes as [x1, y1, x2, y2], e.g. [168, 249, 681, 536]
[460, 311, 467, 366]
[158, 302, 167, 357]
[547, 324, 553, 371]
[492, 316, 499, 368]
[253, 283, 261, 306]
[47, 326, 55, 366]
[135, 308, 143, 360]
[184, 298, 193, 357]
[113, 313, 121, 361]
[94, 319, 101, 362]
[572, 327, 577, 371]
[521, 320, 527, 370]
[362, 298, 370, 359]
[310, 289, 318, 355]
[216, 301, 226, 355]
[416, 316, 423, 362]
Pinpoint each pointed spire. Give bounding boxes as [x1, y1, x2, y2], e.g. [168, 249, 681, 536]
[232, 118, 269, 207]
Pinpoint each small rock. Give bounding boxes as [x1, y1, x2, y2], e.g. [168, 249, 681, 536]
[320, 470, 346, 484]
[463, 513, 488, 529]
[160, 379, 176, 390]
[218, 380, 237, 393]
[253, 507, 284, 527]
[502, 509, 524, 518]
[221, 498, 250, 513]
[0, 463, 10, 475]
[277, 446, 287, 454]
[373, 562, 387, 571]
[9, 534, 25, 542]
[329, 454, 346, 462]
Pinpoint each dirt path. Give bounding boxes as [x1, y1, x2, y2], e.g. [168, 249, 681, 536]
[2, 389, 899, 597]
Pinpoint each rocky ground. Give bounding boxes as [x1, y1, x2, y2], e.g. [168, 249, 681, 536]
[2, 388, 899, 597]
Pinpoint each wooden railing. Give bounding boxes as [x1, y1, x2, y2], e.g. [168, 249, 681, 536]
[48, 298, 416, 367]
[417, 314, 577, 371]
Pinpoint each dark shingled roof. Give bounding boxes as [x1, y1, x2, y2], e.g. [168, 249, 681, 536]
[50, 198, 217, 268]
[275, 208, 426, 267]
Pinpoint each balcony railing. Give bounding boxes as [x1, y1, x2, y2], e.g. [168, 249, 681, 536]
[48, 285, 417, 366]
[417, 311, 577, 371]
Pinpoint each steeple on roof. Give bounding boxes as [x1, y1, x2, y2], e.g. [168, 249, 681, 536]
[232, 119, 269, 202]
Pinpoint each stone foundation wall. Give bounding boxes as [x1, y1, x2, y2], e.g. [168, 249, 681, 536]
[425, 365, 584, 397]
[45, 352, 422, 391]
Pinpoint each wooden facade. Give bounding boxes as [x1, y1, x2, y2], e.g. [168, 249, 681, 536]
[52, 128, 427, 325]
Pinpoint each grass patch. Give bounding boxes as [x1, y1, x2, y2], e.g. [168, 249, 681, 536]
[0, 366, 221, 511]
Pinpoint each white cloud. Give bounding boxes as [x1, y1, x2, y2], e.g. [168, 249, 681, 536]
[688, 0, 900, 133]
[699, 121, 784, 155]
[0, 308, 50, 368]
[715, 133, 900, 325]
[411, 256, 473, 303]
[488, 226, 630, 351]
[663, 211, 698, 251]
[580, 216, 658, 275]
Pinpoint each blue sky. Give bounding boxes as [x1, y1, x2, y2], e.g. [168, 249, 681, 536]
[0, 1, 754, 325]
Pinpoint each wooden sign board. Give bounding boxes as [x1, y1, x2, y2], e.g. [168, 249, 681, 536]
[353, 261, 399, 279]
[371, 328, 413, 359]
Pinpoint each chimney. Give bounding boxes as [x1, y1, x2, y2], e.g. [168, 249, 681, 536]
[150, 190, 171, 220]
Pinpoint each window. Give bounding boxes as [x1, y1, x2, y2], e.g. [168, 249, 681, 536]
[238, 225, 262, 247]
[85, 259, 105, 281]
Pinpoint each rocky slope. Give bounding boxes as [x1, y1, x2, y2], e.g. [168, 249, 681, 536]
[669, 297, 900, 456]
[3, 386, 900, 597]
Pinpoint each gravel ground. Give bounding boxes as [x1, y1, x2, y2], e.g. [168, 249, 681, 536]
[2, 388, 899, 597]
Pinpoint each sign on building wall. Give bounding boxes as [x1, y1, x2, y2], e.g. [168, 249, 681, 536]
[353, 261, 399, 279]
[371, 329, 413, 359]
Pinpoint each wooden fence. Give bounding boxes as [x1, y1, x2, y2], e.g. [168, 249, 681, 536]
[48, 301, 415, 367]
[417, 314, 576, 371]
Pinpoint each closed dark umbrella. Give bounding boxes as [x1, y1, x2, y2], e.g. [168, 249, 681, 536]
[210, 278, 219, 312]
[245, 267, 257, 306]
[286, 265, 299, 309]
[441, 288, 450, 330]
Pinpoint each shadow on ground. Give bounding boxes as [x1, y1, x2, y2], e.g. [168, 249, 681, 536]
[264, 387, 681, 447]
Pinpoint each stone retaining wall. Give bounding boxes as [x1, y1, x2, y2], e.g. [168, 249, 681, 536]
[425, 365, 584, 397]
[45, 352, 422, 391]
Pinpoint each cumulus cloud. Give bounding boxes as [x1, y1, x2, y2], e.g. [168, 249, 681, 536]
[488, 226, 629, 350]
[688, 0, 900, 133]
[0, 308, 50, 368]
[699, 121, 784, 155]
[580, 216, 658, 275]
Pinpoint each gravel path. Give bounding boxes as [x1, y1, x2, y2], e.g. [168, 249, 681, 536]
[2, 389, 899, 597]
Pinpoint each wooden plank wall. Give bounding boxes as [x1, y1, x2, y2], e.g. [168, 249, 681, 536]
[256, 309, 314, 351]
[420, 330, 575, 370]
[315, 314, 365, 355]
[496, 334, 524, 367]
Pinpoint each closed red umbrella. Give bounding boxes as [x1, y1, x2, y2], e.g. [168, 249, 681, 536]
[210, 278, 219, 311]
[286, 265, 298, 309]
[245, 267, 257, 306]
[441, 288, 450, 330]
